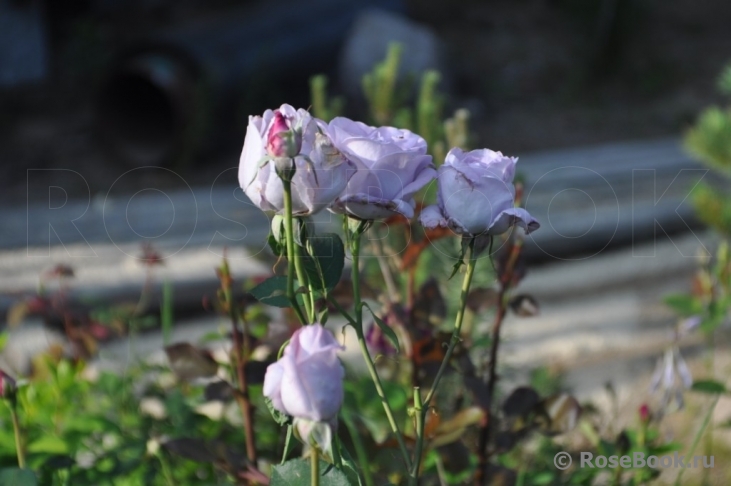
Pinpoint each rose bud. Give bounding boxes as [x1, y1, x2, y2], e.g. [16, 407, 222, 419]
[239, 104, 353, 215]
[266, 110, 302, 159]
[323, 117, 436, 220]
[263, 324, 344, 452]
[420, 147, 539, 236]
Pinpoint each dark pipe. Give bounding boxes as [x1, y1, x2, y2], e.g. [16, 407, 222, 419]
[97, 0, 404, 167]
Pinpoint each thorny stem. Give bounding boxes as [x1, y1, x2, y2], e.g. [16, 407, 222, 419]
[220, 261, 258, 466]
[282, 178, 308, 325]
[412, 241, 477, 482]
[350, 225, 413, 472]
[475, 236, 524, 485]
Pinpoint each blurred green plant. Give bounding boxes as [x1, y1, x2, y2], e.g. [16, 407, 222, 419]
[685, 62, 731, 235]
[309, 42, 471, 163]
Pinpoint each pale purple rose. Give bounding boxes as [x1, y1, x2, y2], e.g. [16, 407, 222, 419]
[323, 117, 436, 220]
[419, 148, 539, 236]
[263, 324, 344, 449]
[239, 104, 351, 215]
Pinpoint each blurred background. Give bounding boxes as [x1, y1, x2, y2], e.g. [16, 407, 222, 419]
[2, 0, 730, 202]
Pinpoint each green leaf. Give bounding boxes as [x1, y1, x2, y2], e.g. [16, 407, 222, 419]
[250, 276, 300, 308]
[691, 380, 727, 394]
[339, 448, 364, 486]
[27, 435, 68, 455]
[305, 233, 345, 293]
[268, 232, 284, 257]
[271, 458, 355, 486]
[0, 468, 38, 486]
[361, 302, 399, 352]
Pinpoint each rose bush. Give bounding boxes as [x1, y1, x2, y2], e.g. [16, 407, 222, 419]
[239, 104, 352, 215]
[323, 117, 436, 220]
[420, 147, 539, 236]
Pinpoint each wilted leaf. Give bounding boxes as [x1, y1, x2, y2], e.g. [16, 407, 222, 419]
[430, 407, 484, 448]
[466, 287, 498, 313]
[204, 381, 237, 402]
[535, 394, 582, 435]
[483, 464, 517, 486]
[464, 376, 489, 409]
[502, 387, 540, 418]
[412, 334, 447, 367]
[412, 279, 446, 327]
[400, 226, 454, 270]
[165, 343, 218, 381]
[508, 294, 539, 317]
[7, 301, 29, 327]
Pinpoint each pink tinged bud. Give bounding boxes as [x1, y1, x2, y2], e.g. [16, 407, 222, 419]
[266, 111, 302, 158]
[639, 404, 650, 423]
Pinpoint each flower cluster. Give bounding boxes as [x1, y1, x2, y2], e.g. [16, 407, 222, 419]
[239, 103, 539, 236]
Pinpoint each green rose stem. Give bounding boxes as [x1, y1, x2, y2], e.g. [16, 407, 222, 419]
[311, 447, 320, 486]
[8, 399, 25, 468]
[411, 239, 476, 482]
[348, 221, 413, 472]
[292, 224, 316, 323]
[281, 174, 308, 325]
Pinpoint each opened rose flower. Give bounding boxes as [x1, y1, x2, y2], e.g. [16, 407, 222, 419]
[419, 147, 539, 236]
[238, 104, 352, 215]
[323, 117, 436, 220]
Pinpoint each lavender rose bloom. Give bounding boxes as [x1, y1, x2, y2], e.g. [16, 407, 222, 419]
[420, 148, 539, 236]
[323, 117, 435, 220]
[263, 324, 344, 450]
[239, 104, 351, 216]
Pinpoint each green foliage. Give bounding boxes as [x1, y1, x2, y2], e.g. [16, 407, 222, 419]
[0, 468, 37, 486]
[250, 275, 298, 307]
[271, 458, 354, 485]
[310, 42, 471, 162]
[691, 380, 727, 395]
[362, 43, 404, 127]
[310, 75, 344, 122]
[0, 357, 253, 485]
[685, 106, 731, 174]
[304, 233, 346, 294]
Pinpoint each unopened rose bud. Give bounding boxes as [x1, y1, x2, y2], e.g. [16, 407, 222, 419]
[639, 403, 650, 423]
[266, 111, 302, 159]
